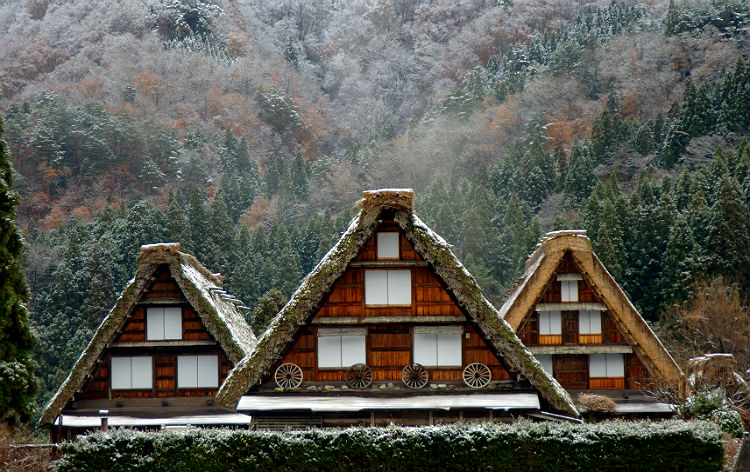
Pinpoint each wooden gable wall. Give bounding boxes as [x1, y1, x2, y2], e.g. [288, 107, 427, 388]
[515, 252, 652, 390]
[76, 265, 232, 401]
[272, 220, 513, 387]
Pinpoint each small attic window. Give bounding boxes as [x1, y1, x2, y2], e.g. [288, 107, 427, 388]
[147, 307, 182, 340]
[560, 280, 579, 302]
[377, 232, 400, 259]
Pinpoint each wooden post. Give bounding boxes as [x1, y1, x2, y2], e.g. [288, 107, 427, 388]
[99, 410, 109, 432]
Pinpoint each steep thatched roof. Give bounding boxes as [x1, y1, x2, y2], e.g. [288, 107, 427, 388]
[217, 189, 579, 418]
[39, 243, 257, 425]
[500, 230, 687, 396]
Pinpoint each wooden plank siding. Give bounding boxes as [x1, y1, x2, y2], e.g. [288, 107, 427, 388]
[517, 253, 653, 390]
[269, 222, 516, 387]
[144, 265, 183, 299]
[277, 323, 511, 384]
[77, 267, 233, 400]
[553, 355, 588, 389]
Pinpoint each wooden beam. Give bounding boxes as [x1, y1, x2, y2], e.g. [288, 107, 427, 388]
[136, 298, 186, 305]
[536, 302, 606, 311]
[110, 340, 218, 348]
[528, 345, 634, 355]
[312, 316, 465, 325]
[348, 261, 429, 267]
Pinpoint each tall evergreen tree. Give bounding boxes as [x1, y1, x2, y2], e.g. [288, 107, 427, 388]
[706, 177, 750, 285]
[563, 143, 597, 208]
[0, 112, 37, 425]
[660, 213, 697, 306]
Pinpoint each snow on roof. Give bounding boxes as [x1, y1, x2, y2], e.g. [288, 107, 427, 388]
[39, 243, 257, 426]
[217, 189, 579, 419]
[55, 413, 252, 428]
[237, 393, 541, 412]
[500, 231, 687, 398]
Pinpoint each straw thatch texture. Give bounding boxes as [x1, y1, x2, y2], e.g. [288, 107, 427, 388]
[216, 190, 579, 418]
[39, 243, 256, 425]
[500, 230, 687, 398]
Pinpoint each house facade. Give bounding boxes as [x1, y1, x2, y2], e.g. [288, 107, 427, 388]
[217, 189, 579, 428]
[500, 230, 687, 416]
[39, 243, 257, 440]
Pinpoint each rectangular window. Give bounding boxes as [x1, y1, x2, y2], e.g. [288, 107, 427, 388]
[146, 307, 182, 340]
[536, 354, 554, 375]
[579, 310, 602, 343]
[589, 354, 625, 389]
[538, 311, 562, 344]
[377, 232, 400, 259]
[177, 355, 219, 388]
[111, 356, 152, 390]
[561, 280, 579, 302]
[413, 326, 462, 367]
[365, 270, 411, 305]
[317, 328, 366, 368]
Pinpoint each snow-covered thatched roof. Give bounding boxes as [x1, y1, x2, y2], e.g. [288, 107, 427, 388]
[217, 189, 579, 418]
[500, 230, 687, 397]
[39, 243, 257, 425]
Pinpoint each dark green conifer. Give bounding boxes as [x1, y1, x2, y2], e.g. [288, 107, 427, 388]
[0, 113, 37, 425]
[706, 177, 750, 285]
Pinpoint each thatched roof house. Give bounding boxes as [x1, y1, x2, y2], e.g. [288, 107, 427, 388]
[500, 230, 687, 414]
[39, 243, 257, 437]
[217, 189, 579, 423]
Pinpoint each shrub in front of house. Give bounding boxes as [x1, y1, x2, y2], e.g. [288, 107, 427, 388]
[54, 420, 723, 472]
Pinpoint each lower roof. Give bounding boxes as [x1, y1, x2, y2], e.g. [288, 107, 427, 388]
[54, 413, 252, 428]
[237, 393, 540, 413]
[612, 402, 676, 414]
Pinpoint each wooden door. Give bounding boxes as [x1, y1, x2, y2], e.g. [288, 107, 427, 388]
[553, 355, 588, 389]
[562, 311, 578, 344]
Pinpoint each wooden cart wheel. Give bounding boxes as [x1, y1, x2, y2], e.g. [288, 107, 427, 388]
[346, 363, 373, 389]
[274, 363, 303, 389]
[462, 363, 491, 388]
[401, 363, 429, 389]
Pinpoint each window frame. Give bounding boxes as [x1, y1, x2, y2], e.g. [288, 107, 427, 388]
[364, 269, 412, 306]
[538, 310, 562, 345]
[376, 232, 400, 260]
[589, 353, 625, 378]
[177, 354, 219, 389]
[560, 280, 579, 302]
[146, 306, 182, 341]
[317, 327, 367, 369]
[110, 356, 153, 390]
[412, 326, 463, 367]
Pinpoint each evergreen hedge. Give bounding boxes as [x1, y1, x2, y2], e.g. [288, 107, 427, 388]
[54, 420, 723, 472]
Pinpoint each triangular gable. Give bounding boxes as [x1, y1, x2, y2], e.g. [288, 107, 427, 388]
[39, 243, 257, 425]
[499, 230, 686, 396]
[217, 189, 579, 418]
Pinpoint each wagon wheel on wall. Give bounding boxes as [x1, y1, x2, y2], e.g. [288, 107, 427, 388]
[346, 363, 373, 389]
[401, 363, 429, 389]
[274, 363, 303, 389]
[462, 363, 491, 389]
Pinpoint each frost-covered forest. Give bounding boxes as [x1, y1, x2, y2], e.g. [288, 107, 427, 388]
[0, 0, 748, 415]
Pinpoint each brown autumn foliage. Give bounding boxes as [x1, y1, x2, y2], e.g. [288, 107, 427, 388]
[0, 424, 53, 472]
[658, 278, 750, 377]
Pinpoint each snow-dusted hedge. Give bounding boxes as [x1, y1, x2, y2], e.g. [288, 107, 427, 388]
[54, 420, 723, 472]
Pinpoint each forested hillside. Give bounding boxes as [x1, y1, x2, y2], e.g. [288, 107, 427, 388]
[0, 0, 748, 415]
